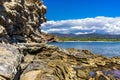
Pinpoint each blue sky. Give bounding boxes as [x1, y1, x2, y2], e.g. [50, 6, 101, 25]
[42, 0, 120, 34]
[43, 0, 120, 20]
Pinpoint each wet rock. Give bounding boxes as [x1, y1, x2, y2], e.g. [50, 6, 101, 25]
[107, 70, 120, 78]
[89, 71, 96, 77]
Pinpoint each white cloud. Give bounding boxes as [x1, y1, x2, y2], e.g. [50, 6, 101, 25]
[75, 30, 96, 35]
[45, 28, 68, 34]
[41, 16, 120, 34]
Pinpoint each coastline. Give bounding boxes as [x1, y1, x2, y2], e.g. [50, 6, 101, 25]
[58, 40, 120, 42]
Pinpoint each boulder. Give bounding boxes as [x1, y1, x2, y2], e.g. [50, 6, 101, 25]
[0, 43, 23, 80]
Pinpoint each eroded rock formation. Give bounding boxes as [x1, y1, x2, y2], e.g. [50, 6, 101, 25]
[0, 0, 46, 43]
[18, 43, 120, 80]
[0, 0, 120, 80]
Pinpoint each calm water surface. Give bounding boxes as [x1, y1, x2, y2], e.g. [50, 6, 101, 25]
[48, 42, 120, 57]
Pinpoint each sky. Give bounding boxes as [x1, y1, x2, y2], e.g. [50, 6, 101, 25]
[41, 0, 120, 35]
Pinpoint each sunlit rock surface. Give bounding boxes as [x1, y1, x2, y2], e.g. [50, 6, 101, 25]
[0, 43, 23, 80]
[19, 43, 120, 80]
[0, 0, 46, 43]
[0, 0, 120, 80]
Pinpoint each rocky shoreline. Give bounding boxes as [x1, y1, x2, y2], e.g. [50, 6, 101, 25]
[0, 43, 120, 80]
[0, 0, 120, 80]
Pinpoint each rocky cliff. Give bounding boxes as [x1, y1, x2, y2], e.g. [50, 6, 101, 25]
[0, 0, 120, 80]
[0, 0, 46, 43]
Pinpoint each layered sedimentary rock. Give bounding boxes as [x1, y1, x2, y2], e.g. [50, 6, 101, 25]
[0, 0, 120, 80]
[0, 0, 46, 43]
[0, 0, 47, 79]
[18, 43, 120, 80]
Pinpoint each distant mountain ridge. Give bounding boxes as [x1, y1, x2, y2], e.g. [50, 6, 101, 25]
[50, 33, 120, 39]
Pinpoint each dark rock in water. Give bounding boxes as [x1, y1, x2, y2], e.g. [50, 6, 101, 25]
[107, 70, 120, 78]
[89, 71, 96, 77]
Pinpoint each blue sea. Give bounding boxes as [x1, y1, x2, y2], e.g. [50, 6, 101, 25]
[48, 42, 120, 57]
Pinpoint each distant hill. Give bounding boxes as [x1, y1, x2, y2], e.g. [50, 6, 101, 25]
[50, 33, 120, 39]
[49, 33, 120, 41]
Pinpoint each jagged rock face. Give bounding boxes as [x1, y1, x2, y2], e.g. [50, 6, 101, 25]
[0, 0, 46, 43]
[0, 43, 23, 80]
